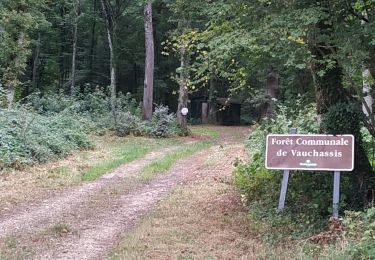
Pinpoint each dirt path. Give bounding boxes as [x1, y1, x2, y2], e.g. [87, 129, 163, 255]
[0, 126, 249, 259]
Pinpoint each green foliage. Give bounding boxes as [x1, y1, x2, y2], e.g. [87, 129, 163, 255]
[114, 104, 185, 138]
[246, 99, 318, 166]
[0, 0, 48, 104]
[342, 208, 375, 259]
[361, 127, 375, 168]
[1, 90, 185, 169]
[148, 105, 180, 138]
[321, 102, 363, 136]
[115, 112, 144, 137]
[0, 109, 92, 168]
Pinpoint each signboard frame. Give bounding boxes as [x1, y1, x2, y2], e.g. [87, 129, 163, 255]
[265, 134, 355, 172]
[268, 129, 355, 219]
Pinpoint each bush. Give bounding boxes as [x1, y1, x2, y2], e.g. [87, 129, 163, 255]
[0, 109, 92, 168]
[149, 105, 178, 138]
[341, 208, 375, 259]
[115, 111, 142, 137]
[120, 105, 186, 138]
[1, 90, 186, 169]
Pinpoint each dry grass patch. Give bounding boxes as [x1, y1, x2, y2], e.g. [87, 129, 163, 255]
[111, 175, 274, 260]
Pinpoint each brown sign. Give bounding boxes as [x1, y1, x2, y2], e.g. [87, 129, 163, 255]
[265, 134, 354, 171]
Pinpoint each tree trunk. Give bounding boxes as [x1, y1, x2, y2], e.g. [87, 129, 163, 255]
[142, 0, 154, 120]
[7, 32, 25, 109]
[70, 0, 80, 95]
[202, 102, 209, 124]
[311, 3, 373, 206]
[31, 33, 41, 90]
[177, 47, 189, 129]
[59, 3, 66, 90]
[100, 0, 117, 124]
[265, 66, 278, 118]
[88, 0, 97, 84]
[363, 68, 373, 123]
[208, 75, 216, 124]
[7, 86, 15, 109]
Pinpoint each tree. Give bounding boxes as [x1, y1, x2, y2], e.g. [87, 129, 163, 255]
[0, 0, 47, 108]
[165, 0, 208, 129]
[70, 0, 81, 95]
[100, 0, 117, 123]
[142, 0, 154, 120]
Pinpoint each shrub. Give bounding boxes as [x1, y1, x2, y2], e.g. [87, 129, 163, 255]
[342, 208, 375, 259]
[115, 111, 142, 137]
[1, 90, 187, 169]
[0, 109, 92, 168]
[149, 105, 177, 138]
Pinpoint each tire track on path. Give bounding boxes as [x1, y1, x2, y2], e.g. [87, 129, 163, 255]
[0, 126, 249, 259]
[0, 145, 185, 240]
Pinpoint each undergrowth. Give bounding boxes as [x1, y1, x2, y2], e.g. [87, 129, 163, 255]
[0, 89, 186, 169]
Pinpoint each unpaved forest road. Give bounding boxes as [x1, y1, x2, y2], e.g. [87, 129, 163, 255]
[0, 126, 249, 259]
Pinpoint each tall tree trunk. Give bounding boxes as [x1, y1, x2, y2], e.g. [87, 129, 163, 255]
[177, 47, 189, 129]
[142, 0, 154, 120]
[70, 0, 80, 95]
[59, 3, 66, 90]
[100, 0, 117, 124]
[31, 33, 41, 90]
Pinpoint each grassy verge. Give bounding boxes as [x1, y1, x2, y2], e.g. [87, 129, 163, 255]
[140, 141, 214, 180]
[81, 137, 182, 181]
[110, 169, 272, 259]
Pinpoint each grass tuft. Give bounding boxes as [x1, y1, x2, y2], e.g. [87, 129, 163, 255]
[140, 141, 214, 180]
[82, 137, 182, 181]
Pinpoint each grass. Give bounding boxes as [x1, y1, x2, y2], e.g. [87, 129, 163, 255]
[0, 236, 34, 260]
[190, 126, 220, 139]
[140, 141, 214, 180]
[81, 137, 182, 181]
[0, 134, 183, 209]
[110, 162, 271, 259]
[49, 223, 71, 237]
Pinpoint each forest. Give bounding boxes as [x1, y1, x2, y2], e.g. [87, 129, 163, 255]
[2, 0, 375, 259]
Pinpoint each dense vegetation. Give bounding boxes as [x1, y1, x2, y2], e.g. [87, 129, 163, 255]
[2, 0, 375, 258]
[0, 90, 184, 169]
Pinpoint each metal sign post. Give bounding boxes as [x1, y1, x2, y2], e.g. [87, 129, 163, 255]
[277, 128, 296, 212]
[278, 170, 290, 212]
[332, 171, 341, 218]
